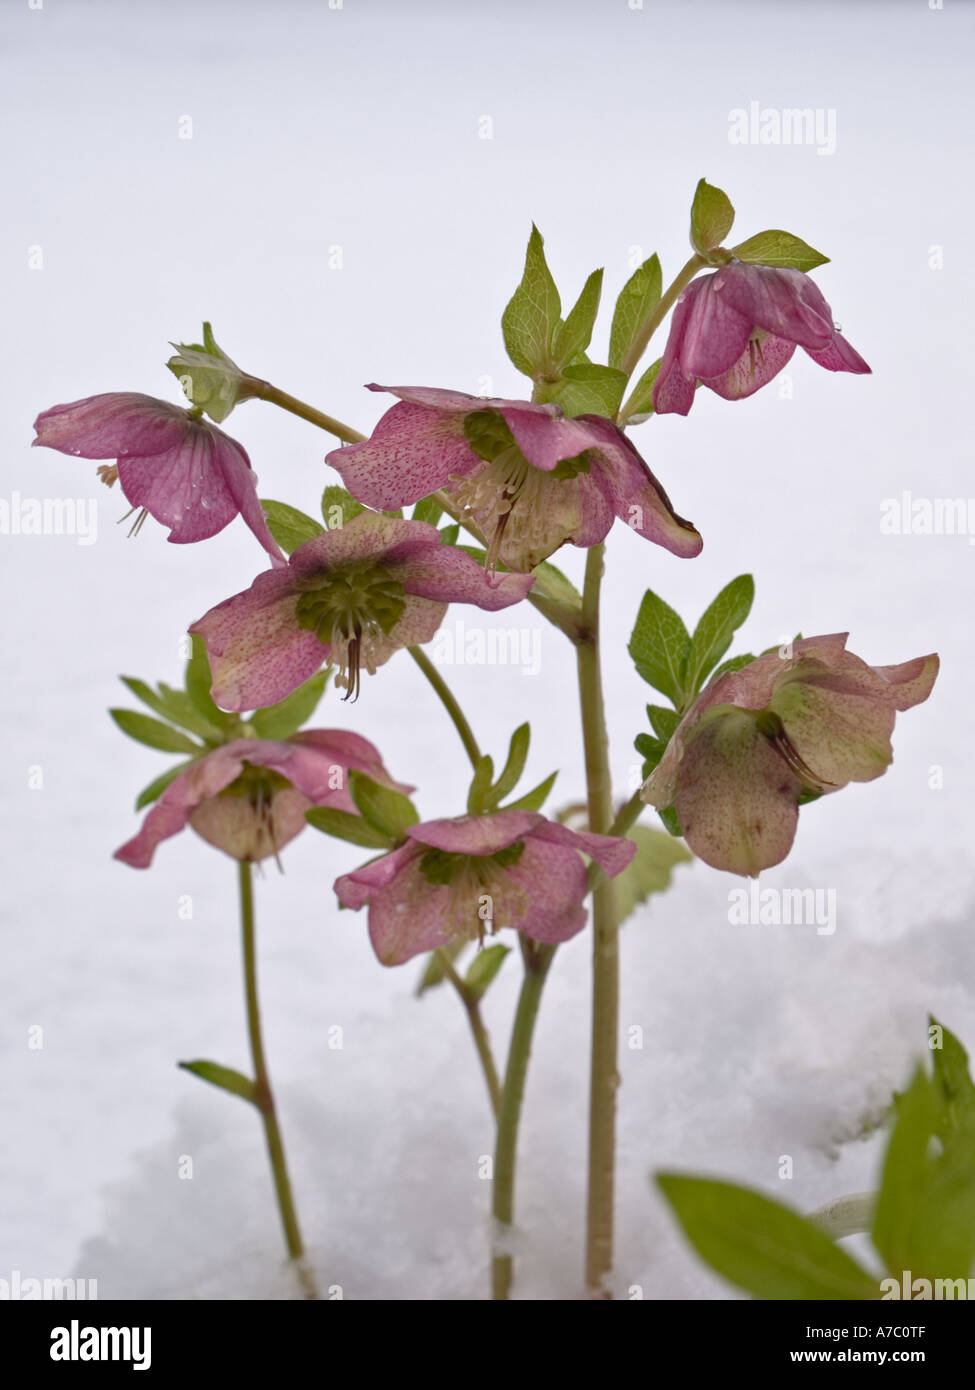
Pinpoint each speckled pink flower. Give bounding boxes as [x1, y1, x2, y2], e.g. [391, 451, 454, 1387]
[115, 729, 408, 867]
[32, 392, 284, 565]
[653, 263, 870, 415]
[190, 511, 534, 709]
[325, 385, 702, 573]
[641, 634, 938, 876]
[334, 809, 636, 965]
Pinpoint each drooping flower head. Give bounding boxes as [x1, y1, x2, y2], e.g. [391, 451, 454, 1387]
[115, 729, 408, 867]
[641, 634, 938, 876]
[334, 808, 636, 965]
[32, 392, 285, 565]
[653, 263, 871, 415]
[190, 511, 534, 709]
[325, 385, 702, 573]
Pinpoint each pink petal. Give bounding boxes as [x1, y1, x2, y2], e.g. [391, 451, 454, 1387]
[333, 842, 418, 910]
[114, 744, 254, 868]
[528, 820, 637, 877]
[390, 543, 534, 609]
[702, 334, 797, 401]
[652, 279, 709, 416]
[505, 837, 590, 944]
[326, 401, 480, 508]
[407, 810, 543, 856]
[32, 393, 189, 458]
[871, 653, 939, 711]
[291, 729, 413, 793]
[804, 333, 872, 374]
[343, 848, 455, 965]
[680, 274, 754, 380]
[288, 513, 440, 577]
[499, 408, 603, 474]
[716, 263, 834, 353]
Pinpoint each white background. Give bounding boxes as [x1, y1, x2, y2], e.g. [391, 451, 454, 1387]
[2, 0, 973, 1299]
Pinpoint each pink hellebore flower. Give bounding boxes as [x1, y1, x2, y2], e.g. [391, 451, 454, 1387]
[115, 730, 408, 867]
[641, 634, 938, 877]
[190, 511, 534, 708]
[32, 393, 285, 565]
[652, 263, 871, 415]
[325, 385, 702, 573]
[334, 809, 637, 965]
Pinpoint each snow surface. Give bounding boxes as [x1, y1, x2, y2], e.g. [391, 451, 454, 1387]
[2, 0, 974, 1300]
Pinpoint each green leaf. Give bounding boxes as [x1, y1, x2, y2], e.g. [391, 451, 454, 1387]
[467, 755, 495, 815]
[647, 705, 680, 742]
[658, 805, 683, 837]
[249, 670, 331, 740]
[304, 807, 394, 849]
[415, 938, 468, 996]
[486, 724, 530, 809]
[683, 576, 755, 700]
[110, 709, 201, 755]
[412, 496, 443, 526]
[553, 363, 627, 419]
[119, 676, 221, 741]
[553, 268, 603, 366]
[135, 759, 195, 811]
[178, 1060, 258, 1105]
[464, 944, 511, 1001]
[690, 178, 735, 254]
[440, 523, 460, 545]
[711, 652, 757, 682]
[348, 770, 418, 841]
[503, 769, 557, 812]
[619, 358, 662, 426]
[615, 826, 692, 925]
[628, 589, 691, 707]
[184, 633, 233, 729]
[634, 731, 668, 777]
[321, 485, 365, 529]
[533, 559, 582, 607]
[260, 499, 324, 554]
[873, 1066, 938, 1278]
[732, 229, 829, 273]
[501, 225, 562, 379]
[929, 1017, 975, 1139]
[657, 1174, 877, 1300]
[609, 255, 662, 371]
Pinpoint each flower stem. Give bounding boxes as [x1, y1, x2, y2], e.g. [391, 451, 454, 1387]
[492, 936, 556, 1300]
[247, 378, 366, 444]
[408, 646, 482, 767]
[436, 950, 502, 1120]
[807, 1192, 876, 1241]
[238, 859, 317, 1298]
[577, 541, 620, 1297]
[617, 252, 706, 414]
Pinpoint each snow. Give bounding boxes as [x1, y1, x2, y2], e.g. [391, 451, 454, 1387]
[2, 0, 973, 1300]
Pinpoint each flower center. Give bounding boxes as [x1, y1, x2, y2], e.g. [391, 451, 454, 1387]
[294, 561, 406, 702]
[418, 840, 528, 943]
[755, 709, 835, 794]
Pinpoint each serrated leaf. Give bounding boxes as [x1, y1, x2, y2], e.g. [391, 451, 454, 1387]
[690, 178, 735, 254]
[554, 363, 627, 419]
[619, 358, 662, 426]
[465, 944, 511, 1000]
[158, 683, 228, 740]
[628, 589, 691, 707]
[683, 576, 755, 700]
[321, 485, 365, 529]
[647, 705, 680, 742]
[732, 229, 829, 273]
[135, 759, 195, 811]
[873, 1066, 938, 1277]
[467, 755, 495, 815]
[609, 254, 662, 372]
[616, 826, 692, 925]
[504, 769, 557, 812]
[553, 268, 603, 366]
[185, 632, 232, 729]
[348, 770, 418, 841]
[110, 709, 201, 755]
[415, 938, 468, 997]
[305, 807, 394, 849]
[249, 670, 331, 740]
[929, 1017, 975, 1140]
[635, 731, 668, 777]
[412, 496, 443, 526]
[260, 499, 324, 554]
[486, 724, 530, 809]
[657, 1174, 877, 1300]
[501, 224, 562, 379]
[178, 1059, 258, 1105]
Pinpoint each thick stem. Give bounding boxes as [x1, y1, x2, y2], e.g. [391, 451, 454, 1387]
[437, 951, 502, 1120]
[238, 860, 317, 1297]
[247, 378, 366, 444]
[408, 646, 482, 768]
[492, 937, 556, 1300]
[577, 542, 620, 1297]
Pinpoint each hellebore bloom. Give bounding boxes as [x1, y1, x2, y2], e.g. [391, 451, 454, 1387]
[190, 511, 534, 709]
[115, 729, 408, 867]
[334, 809, 637, 965]
[641, 634, 938, 876]
[32, 393, 285, 565]
[325, 385, 702, 572]
[653, 262, 871, 415]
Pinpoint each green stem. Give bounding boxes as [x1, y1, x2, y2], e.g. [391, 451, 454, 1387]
[617, 252, 707, 414]
[248, 378, 366, 444]
[408, 646, 482, 768]
[492, 937, 556, 1300]
[437, 951, 502, 1120]
[577, 542, 620, 1297]
[238, 860, 317, 1298]
[807, 1192, 876, 1241]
